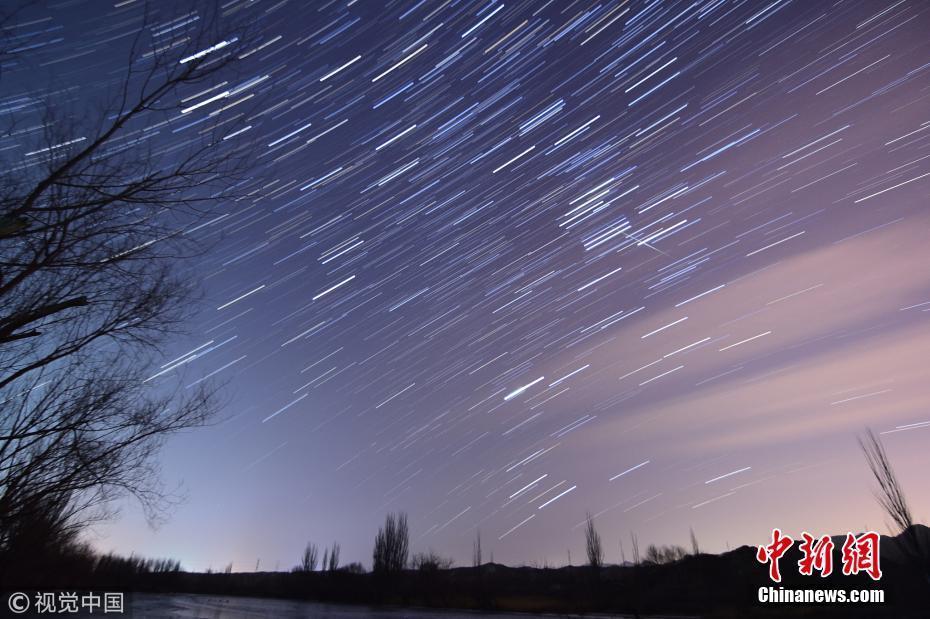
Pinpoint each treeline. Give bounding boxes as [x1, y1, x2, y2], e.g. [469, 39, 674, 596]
[2, 503, 927, 617]
[1, 534, 183, 591]
[291, 510, 698, 576]
[16, 531, 918, 618]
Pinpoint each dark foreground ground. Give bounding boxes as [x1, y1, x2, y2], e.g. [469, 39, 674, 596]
[3, 528, 929, 618]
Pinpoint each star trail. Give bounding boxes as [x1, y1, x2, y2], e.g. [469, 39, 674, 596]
[4, 0, 930, 571]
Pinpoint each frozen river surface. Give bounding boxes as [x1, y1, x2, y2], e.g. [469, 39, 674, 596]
[124, 593, 653, 619]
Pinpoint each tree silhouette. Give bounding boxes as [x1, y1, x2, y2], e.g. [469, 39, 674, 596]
[689, 527, 700, 555]
[644, 543, 687, 564]
[0, 1, 259, 571]
[472, 529, 482, 567]
[411, 549, 454, 571]
[373, 512, 409, 573]
[297, 543, 319, 572]
[326, 542, 340, 572]
[584, 511, 604, 568]
[859, 428, 926, 575]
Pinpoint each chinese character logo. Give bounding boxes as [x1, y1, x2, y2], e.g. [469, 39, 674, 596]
[756, 528, 793, 582]
[798, 532, 834, 577]
[758, 529, 882, 581]
[841, 531, 882, 580]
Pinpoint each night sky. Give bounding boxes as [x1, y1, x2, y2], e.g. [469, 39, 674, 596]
[4, 0, 930, 572]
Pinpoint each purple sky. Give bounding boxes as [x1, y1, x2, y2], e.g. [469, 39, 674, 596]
[5, 0, 930, 572]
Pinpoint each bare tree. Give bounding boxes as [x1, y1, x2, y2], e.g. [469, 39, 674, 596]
[644, 543, 687, 565]
[584, 511, 604, 568]
[0, 488, 81, 573]
[859, 429, 925, 569]
[373, 512, 409, 573]
[472, 529, 482, 567]
[689, 527, 700, 555]
[327, 542, 340, 572]
[297, 543, 319, 572]
[630, 531, 640, 565]
[411, 549, 454, 571]
[0, 2, 261, 565]
[860, 430, 914, 534]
